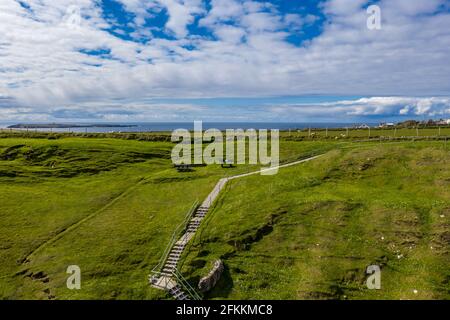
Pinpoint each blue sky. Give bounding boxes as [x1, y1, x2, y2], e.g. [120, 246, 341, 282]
[1, 0, 450, 122]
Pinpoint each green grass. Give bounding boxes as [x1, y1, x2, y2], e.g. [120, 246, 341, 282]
[0, 137, 330, 299]
[280, 127, 450, 139]
[2, 126, 450, 142]
[0, 138, 172, 299]
[0, 136, 448, 299]
[181, 141, 450, 300]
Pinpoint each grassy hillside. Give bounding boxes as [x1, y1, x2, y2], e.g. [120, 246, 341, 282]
[181, 141, 450, 300]
[0, 138, 171, 299]
[0, 137, 331, 299]
[0, 136, 448, 299]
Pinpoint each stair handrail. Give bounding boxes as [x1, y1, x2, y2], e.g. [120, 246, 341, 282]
[152, 200, 199, 274]
[172, 269, 202, 300]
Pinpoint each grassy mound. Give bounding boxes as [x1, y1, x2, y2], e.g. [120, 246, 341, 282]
[0, 140, 171, 178]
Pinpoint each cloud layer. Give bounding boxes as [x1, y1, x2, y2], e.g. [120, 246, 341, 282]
[1, 96, 449, 123]
[270, 97, 450, 122]
[0, 0, 450, 121]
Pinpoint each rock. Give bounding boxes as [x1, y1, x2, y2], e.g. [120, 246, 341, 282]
[198, 259, 224, 293]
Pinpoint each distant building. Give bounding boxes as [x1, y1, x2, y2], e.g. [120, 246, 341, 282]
[379, 122, 395, 128]
[435, 119, 450, 125]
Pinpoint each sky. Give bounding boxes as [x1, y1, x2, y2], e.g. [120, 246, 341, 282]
[0, 0, 450, 123]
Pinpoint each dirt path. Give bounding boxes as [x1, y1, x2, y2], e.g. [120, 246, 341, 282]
[202, 154, 324, 207]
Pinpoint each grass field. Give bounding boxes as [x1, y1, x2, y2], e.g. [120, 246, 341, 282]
[181, 141, 450, 299]
[0, 136, 330, 299]
[0, 135, 448, 299]
[2, 126, 450, 142]
[280, 126, 450, 139]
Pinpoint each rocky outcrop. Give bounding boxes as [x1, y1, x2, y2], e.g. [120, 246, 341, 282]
[198, 259, 224, 293]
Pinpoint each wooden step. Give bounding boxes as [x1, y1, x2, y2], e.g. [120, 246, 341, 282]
[167, 257, 179, 261]
[163, 265, 176, 270]
[170, 287, 181, 295]
[163, 265, 175, 270]
[165, 262, 177, 267]
[165, 259, 177, 264]
[174, 291, 185, 299]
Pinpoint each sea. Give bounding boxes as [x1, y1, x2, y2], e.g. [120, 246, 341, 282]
[0, 122, 376, 133]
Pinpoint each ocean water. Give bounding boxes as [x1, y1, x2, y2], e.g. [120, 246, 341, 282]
[0, 122, 375, 133]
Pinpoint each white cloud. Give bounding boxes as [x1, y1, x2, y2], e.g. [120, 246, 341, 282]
[198, 0, 243, 27]
[399, 105, 411, 115]
[0, 0, 449, 121]
[158, 0, 204, 37]
[323, 0, 368, 16]
[270, 97, 450, 121]
[383, 0, 443, 16]
[213, 25, 246, 43]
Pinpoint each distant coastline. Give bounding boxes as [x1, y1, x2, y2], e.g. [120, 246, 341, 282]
[7, 123, 137, 129]
[5, 120, 447, 133]
[3, 122, 374, 133]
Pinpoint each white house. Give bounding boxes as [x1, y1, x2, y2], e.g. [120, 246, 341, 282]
[379, 122, 395, 128]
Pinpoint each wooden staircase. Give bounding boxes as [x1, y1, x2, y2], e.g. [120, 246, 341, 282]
[160, 206, 208, 277]
[168, 285, 190, 300]
[149, 204, 209, 300]
[149, 155, 324, 300]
